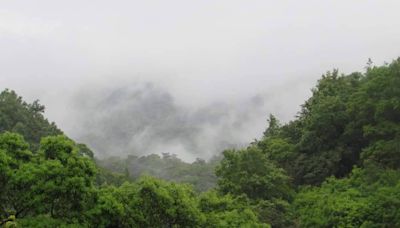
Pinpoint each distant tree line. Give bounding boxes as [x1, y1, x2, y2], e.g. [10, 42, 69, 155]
[96, 152, 220, 192]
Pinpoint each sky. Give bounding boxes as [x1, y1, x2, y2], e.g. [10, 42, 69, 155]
[1, 0, 400, 161]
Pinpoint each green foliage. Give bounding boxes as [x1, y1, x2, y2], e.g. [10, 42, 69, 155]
[0, 132, 32, 163]
[198, 191, 269, 227]
[252, 199, 293, 228]
[215, 147, 293, 226]
[85, 185, 126, 227]
[97, 153, 219, 192]
[89, 177, 205, 227]
[0, 133, 97, 222]
[95, 166, 130, 186]
[36, 135, 97, 220]
[348, 60, 400, 168]
[0, 90, 62, 150]
[0, 147, 11, 194]
[19, 215, 83, 228]
[254, 58, 400, 186]
[88, 177, 269, 227]
[0, 133, 38, 218]
[214, 58, 400, 226]
[263, 114, 281, 138]
[133, 176, 204, 227]
[293, 167, 400, 227]
[77, 143, 94, 159]
[216, 147, 292, 201]
[291, 71, 362, 184]
[2, 214, 17, 228]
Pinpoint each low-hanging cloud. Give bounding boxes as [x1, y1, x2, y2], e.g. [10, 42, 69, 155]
[1, 0, 400, 161]
[69, 81, 282, 161]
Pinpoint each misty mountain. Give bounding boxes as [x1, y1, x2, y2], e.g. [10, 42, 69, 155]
[69, 82, 270, 160]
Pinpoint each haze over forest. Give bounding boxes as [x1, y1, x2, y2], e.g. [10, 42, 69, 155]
[1, 0, 400, 161]
[1, 1, 400, 227]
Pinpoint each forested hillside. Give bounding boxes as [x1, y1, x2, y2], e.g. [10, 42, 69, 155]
[1, 59, 399, 227]
[96, 153, 219, 192]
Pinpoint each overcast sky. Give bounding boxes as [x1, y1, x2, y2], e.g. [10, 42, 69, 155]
[1, 0, 400, 160]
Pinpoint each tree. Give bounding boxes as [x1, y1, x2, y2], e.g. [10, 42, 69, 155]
[86, 185, 127, 227]
[198, 191, 268, 227]
[347, 58, 400, 168]
[215, 147, 293, 226]
[216, 147, 292, 201]
[293, 167, 400, 227]
[263, 114, 281, 138]
[132, 176, 205, 227]
[0, 133, 38, 219]
[36, 135, 97, 220]
[0, 90, 62, 150]
[88, 177, 206, 227]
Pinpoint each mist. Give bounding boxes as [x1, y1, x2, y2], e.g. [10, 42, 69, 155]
[65, 79, 311, 161]
[1, 0, 400, 160]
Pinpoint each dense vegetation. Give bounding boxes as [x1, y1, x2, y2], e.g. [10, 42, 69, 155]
[96, 153, 219, 192]
[1, 58, 399, 227]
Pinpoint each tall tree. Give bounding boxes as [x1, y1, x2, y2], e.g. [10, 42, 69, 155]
[0, 90, 62, 150]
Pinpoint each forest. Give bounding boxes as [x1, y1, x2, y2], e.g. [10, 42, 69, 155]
[1, 59, 399, 227]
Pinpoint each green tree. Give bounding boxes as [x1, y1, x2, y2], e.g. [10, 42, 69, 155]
[86, 185, 126, 227]
[198, 191, 268, 227]
[293, 167, 400, 227]
[88, 177, 206, 227]
[132, 176, 205, 227]
[347, 59, 400, 168]
[36, 135, 97, 220]
[293, 71, 362, 184]
[216, 147, 293, 226]
[0, 90, 62, 150]
[0, 133, 39, 218]
[216, 147, 292, 201]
